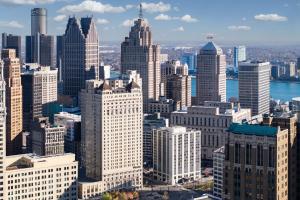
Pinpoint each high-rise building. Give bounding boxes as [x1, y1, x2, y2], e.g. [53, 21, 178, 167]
[1, 49, 23, 155]
[223, 123, 288, 200]
[26, 8, 54, 67]
[99, 63, 111, 80]
[180, 52, 197, 71]
[31, 117, 65, 156]
[4, 153, 78, 199]
[21, 65, 57, 131]
[161, 60, 188, 85]
[2, 33, 21, 59]
[121, 4, 160, 111]
[263, 114, 298, 200]
[297, 57, 300, 70]
[54, 112, 81, 163]
[285, 62, 296, 77]
[80, 77, 143, 195]
[62, 17, 99, 97]
[196, 41, 226, 105]
[239, 61, 270, 116]
[0, 60, 6, 199]
[143, 113, 169, 166]
[170, 102, 251, 160]
[213, 146, 224, 200]
[233, 46, 246, 69]
[153, 126, 201, 185]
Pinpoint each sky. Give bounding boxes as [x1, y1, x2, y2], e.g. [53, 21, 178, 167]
[0, 0, 299, 45]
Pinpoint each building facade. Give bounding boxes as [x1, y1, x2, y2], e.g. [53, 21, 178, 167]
[153, 126, 201, 185]
[170, 102, 251, 159]
[62, 17, 99, 97]
[239, 61, 270, 116]
[147, 96, 180, 118]
[196, 41, 226, 105]
[223, 123, 288, 200]
[80, 78, 143, 194]
[213, 146, 224, 200]
[4, 153, 78, 200]
[121, 6, 160, 111]
[0, 61, 6, 199]
[2, 49, 23, 155]
[233, 46, 246, 69]
[1, 33, 21, 59]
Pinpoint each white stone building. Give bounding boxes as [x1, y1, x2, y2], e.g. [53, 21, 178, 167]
[213, 146, 225, 200]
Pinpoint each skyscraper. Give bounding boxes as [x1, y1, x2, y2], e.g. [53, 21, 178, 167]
[239, 61, 270, 116]
[1, 49, 23, 155]
[233, 46, 246, 69]
[2, 33, 21, 59]
[0, 60, 6, 199]
[80, 77, 143, 194]
[26, 8, 54, 67]
[121, 4, 161, 111]
[180, 52, 197, 71]
[196, 41, 226, 105]
[62, 17, 99, 97]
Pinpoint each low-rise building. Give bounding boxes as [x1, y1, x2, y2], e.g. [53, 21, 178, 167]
[148, 96, 180, 118]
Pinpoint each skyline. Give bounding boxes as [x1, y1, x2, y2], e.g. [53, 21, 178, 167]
[0, 0, 299, 45]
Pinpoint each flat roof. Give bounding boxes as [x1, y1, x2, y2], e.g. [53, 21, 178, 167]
[228, 123, 278, 137]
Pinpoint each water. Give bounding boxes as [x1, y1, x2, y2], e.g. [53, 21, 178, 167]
[191, 78, 300, 102]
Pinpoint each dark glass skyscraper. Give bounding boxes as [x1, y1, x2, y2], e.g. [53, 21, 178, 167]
[2, 33, 22, 59]
[62, 17, 99, 97]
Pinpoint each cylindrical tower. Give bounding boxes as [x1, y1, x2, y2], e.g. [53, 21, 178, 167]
[31, 8, 47, 36]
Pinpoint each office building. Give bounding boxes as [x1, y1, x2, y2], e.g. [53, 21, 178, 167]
[148, 96, 180, 118]
[170, 102, 251, 159]
[54, 112, 81, 163]
[32, 117, 65, 156]
[2, 33, 21, 59]
[180, 52, 197, 71]
[21, 65, 57, 131]
[121, 5, 160, 110]
[213, 146, 224, 200]
[62, 17, 99, 97]
[223, 123, 288, 200]
[1, 49, 23, 155]
[0, 60, 6, 199]
[160, 54, 169, 63]
[161, 60, 188, 84]
[4, 153, 78, 199]
[31, 8, 47, 35]
[166, 74, 191, 108]
[56, 35, 63, 68]
[196, 41, 226, 105]
[99, 63, 111, 80]
[239, 61, 270, 116]
[80, 77, 143, 195]
[263, 113, 298, 200]
[285, 62, 296, 77]
[143, 113, 169, 166]
[233, 46, 246, 69]
[153, 126, 201, 185]
[297, 57, 300, 70]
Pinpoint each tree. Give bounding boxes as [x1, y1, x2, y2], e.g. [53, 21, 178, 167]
[102, 193, 112, 200]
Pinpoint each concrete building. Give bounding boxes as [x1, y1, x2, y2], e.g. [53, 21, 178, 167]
[62, 17, 99, 97]
[170, 102, 251, 160]
[239, 61, 271, 116]
[99, 63, 111, 80]
[2, 33, 21, 59]
[153, 126, 201, 185]
[143, 113, 169, 166]
[263, 113, 298, 200]
[148, 96, 180, 118]
[223, 123, 288, 200]
[54, 112, 81, 164]
[0, 60, 6, 199]
[196, 41, 226, 105]
[32, 117, 65, 156]
[121, 5, 160, 111]
[285, 62, 296, 77]
[4, 153, 78, 200]
[161, 60, 188, 84]
[80, 77, 143, 195]
[31, 8, 47, 36]
[213, 146, 224, 200]
[1, 49, 23, 155]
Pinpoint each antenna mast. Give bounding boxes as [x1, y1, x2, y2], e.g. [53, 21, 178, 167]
[139, 3, 143, 19]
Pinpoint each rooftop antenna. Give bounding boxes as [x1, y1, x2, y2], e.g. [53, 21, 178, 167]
[139, 3, 143, 19]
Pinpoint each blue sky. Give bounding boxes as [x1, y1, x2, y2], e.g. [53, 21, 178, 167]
[0, 0, 299, 45]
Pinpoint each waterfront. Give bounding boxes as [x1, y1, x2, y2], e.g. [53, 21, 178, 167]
[192, 78, 300, 102]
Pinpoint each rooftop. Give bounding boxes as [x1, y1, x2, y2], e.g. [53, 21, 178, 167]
[200, 41, 223, 55]
[228, 123, 278, 137]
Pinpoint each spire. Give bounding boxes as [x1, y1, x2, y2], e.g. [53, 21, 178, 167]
[139, 3, 143, 19]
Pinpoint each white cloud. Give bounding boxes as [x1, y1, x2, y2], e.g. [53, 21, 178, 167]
[0, 0, 55, 5]
[121, 18, 136, 27]
[58, 0, 126, 14]
[181, 15, 198, 23]
[155, 14, 173, 21]
[54, 15, 67, 22]
[97, 18, 109, 24]
[125, 4, 134, 9]
[141, 1, 171, 13]
[173, 26, 184, 32]
[0, 20, 23, 28]
[228, 25, 251, 31]
[254, 14, 287, 22]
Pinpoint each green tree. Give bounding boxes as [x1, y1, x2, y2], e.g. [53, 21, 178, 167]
[102, 192, 112, 200]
